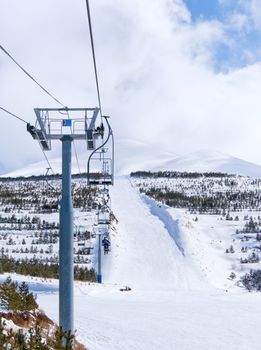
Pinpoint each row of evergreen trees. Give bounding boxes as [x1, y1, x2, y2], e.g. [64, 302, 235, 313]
[131, 171, 235, 179]
[0, 178, 100, 211]
[141, 187, 261, 211]
[0, 255, 97, 282]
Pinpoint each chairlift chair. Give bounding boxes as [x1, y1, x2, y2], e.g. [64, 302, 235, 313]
[87, 116, 114, 186]
[40, 168, 59, 212]
[97, 209, 111, 225]
[102, 236, 111, 254]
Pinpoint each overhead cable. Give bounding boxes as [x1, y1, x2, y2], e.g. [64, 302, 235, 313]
[0, 45, 82, 175]
[73, 142, 82, 175]
[0, 105, 56, 175]
[85, 0, 103, 116]
[0, 106, 28, 124]
[40, 149, 56, 176]
[0, 45, 65, 107]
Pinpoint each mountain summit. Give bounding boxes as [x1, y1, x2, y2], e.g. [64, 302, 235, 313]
[157, 149, 261, 178]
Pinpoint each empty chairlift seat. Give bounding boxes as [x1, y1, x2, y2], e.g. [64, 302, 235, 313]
[87, 172, 113, 185]
[87, 158, 113, 186]
[97, 211, 111, 225]
[86, 129, 95, 150]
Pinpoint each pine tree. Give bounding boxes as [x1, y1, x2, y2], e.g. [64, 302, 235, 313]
[229, 245, 235, 253]
[27, 326, 50, 350]
[19, 281, 38, 311]
[54, 328, 75, 350]
[0, 276, 21, 311]
[15, 329, 27, 349]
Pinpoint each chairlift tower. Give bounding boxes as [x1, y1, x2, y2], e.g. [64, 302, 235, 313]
[27, 106, 108, 336]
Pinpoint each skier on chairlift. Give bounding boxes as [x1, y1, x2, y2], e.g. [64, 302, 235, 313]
[102, 236, 110, 254]
[95, 122, 104, 137]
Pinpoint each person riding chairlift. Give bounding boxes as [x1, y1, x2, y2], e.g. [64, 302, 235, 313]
[95, 122, 104, 137]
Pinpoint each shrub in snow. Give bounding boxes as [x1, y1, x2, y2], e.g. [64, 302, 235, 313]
[229, 245, 235, 253]
[240, 252, 260, 264]
[256, 233, 261, 241]
[241, 246, 248, 253]
[241, 269, 261, 291]
[229, 272, 236, 280]
[225, 245, 235, 254]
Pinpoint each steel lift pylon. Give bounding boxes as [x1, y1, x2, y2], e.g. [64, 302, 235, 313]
[27, 107, 107, 337]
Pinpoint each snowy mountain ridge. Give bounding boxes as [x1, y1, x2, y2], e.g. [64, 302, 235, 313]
[1, 141, 261, 178]
[0, 139, 177, 178]
[153, 149, 261, 178]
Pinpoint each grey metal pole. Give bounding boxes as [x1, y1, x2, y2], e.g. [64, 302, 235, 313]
[59, 135, 74, 336]
[97, 234, 102, 283]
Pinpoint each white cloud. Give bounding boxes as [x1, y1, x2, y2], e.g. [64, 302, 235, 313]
[227, 13, 249, 31]
[1, 0, 261, 172]
[220, 0, 261, 32]
[239, 0, 261, 30]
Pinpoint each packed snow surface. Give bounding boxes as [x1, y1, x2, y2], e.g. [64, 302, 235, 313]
[37, 282, 261, 350]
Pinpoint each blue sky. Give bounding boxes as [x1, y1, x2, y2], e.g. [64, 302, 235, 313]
[185, 0, 222, 21]
[184, 0, 261, 71]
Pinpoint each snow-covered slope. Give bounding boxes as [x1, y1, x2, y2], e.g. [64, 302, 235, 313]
[1, 156, 87, 178]
[104, 176, 240, 291]
[1, 139, 176, 177]
[103, 177, 206, 290]
[158, 149, 261, 177]
[115, 139, 176, 175]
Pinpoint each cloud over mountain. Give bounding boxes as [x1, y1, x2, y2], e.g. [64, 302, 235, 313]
[1, 0, 261, 172]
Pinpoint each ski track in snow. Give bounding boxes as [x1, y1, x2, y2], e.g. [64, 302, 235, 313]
[141, 193, 185, 255]
[104, 176, 205, 291]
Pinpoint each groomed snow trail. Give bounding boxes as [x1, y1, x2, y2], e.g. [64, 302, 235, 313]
[103, 177, 205, 290]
